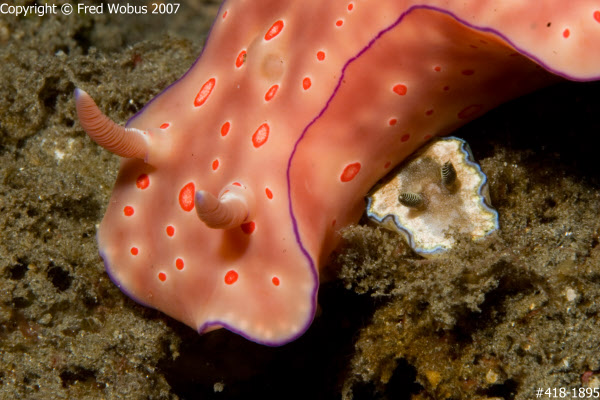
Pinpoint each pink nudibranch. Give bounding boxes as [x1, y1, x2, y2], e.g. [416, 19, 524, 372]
[76, 0, 600, 345]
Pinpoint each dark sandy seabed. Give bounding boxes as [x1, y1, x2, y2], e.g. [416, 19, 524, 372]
[1, 1, 600, 399]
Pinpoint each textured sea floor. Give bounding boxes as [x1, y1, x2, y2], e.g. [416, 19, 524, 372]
[1, 1, 599, 399]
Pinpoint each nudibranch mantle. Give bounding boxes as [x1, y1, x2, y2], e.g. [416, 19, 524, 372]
[75, 0, 600, 345]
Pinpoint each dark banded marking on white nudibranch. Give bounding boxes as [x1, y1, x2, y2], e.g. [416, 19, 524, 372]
[441, 161, 457, 187]
[398, 192, 425, 209]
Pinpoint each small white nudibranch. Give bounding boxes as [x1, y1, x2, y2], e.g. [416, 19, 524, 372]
[366, 137, 498, 257]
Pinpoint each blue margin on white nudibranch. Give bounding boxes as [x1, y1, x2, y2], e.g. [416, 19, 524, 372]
[365, 136, 499, 256]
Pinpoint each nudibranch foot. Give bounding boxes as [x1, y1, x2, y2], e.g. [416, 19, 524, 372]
[74, 88, 148, 160]
[367, 137, 499, 257]
[195, 183, 255, 229]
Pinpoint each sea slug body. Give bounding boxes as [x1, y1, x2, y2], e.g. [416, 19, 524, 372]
[75, 0, 600, 345]
[366, 137, 499, 256]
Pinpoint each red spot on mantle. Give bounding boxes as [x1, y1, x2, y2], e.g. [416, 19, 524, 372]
[124, 206, 134, 216]
[179, 182, 195, 212]
[166, 225, 175, 237]
[224, 270, 238, 285]
[272, 276, 280, 286]
[461, 69, 475, 76]
[241, 221, 256, 234]
[317, 51, 325, 61]
[265, 188, 273, 199]
[194, 78, 216, 107]
[221, 121, 230, 137]
[235, 50, 246, 68]
[265, 84, 278, 101]
[458, 104, 483, 120]
[393, 84, 407, 96]
[302, 77, 312, 90]
[595, 11, 600, 23]
[175, 258, 184, 270]
[252, 123, 269, 148]
[340, 162, 361, 182]
[130, 247, 138, 256]
[265, 20, 284, 41]
[212, 159, 219, 171]
[136, 174, 149, 189]
[563, 29, 570, 38]
[158, 272, 167, 282]
[159, 123, 170, 129]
